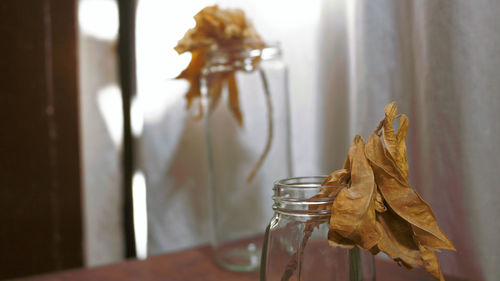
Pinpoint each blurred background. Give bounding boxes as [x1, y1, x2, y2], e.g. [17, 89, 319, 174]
[1, 0, 499, 280]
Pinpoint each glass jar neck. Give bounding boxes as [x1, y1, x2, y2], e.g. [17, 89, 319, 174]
[203, 41, 281, 74]
[273, 176, 341, 218]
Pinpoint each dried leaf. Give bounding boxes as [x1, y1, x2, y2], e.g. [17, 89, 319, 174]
[330, 135, 381, 250]
[365, 133, 455, 251]
[328, 229, 355, 249]
[174, 6, 261, 55]
[324, 169, 356, 249]
[374, 188, 387, 213]
[381, 102, 410, 179]
[374, 207, 424, 267]
[418, 243, 445, 281]
[412, 227, 451, 252]
[207, 74, 224, 114]
[381, 103, 398, 157]
[176, 48, 206, 111]
[395, 115, 409, 173]
[322, 168, 350, 186]
[308, 169, 350, 213]
[226, 72, 243, 126]
[175, 5, 263, 121]
[318, 168, 350, 207]
[323, 102, 455, 281]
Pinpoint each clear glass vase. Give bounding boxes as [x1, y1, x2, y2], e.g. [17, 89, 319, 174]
[260, 176, 376, 281]
[201, 42, 292, 271]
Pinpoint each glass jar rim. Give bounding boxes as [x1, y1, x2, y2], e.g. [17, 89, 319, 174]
[205, 40, 281, 58]
[272, 176, 345, 216]
[273, 176, 346, 190]
[203, 40, 282, 74]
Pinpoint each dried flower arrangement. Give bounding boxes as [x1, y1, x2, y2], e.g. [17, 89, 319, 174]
[174, 5, 271, 182]
[283, 102, 455, 281]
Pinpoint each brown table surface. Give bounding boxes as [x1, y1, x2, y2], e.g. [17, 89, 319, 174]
[16, 245, 466, 281]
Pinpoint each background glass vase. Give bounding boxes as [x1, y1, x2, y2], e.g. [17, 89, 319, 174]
[261, 176, 376, 281]
[201, 42, 292, 272]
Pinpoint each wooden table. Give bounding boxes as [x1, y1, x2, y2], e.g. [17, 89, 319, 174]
[16, 245, 466, 281]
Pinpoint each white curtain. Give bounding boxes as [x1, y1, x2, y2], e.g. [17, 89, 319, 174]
[319, 1, 498, 280]
[135, 0, 499, 280]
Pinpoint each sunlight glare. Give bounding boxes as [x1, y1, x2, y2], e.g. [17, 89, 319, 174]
[78, 0, 119, 41]
[97, 84, 123, 147]
[135, 0, 214, 123]
[133, 171, 148, 260]
[131, 96, 144, 137]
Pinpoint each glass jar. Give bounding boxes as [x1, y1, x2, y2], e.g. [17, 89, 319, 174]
[200, 42, 292, 271]
[260, 176, 376, 281]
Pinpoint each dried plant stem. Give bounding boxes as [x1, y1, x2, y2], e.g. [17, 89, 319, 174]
[349, 247, 363, 281]
[280, 223, 316, 281]
[246, 69, 273, 183]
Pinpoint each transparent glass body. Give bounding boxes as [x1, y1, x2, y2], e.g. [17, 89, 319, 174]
[201, 42, 292, 271]
[261, 176, 376, 281]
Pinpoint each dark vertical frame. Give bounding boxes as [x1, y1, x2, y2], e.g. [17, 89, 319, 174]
[0, 0, 83, 278]
[118, 0, 137, 258]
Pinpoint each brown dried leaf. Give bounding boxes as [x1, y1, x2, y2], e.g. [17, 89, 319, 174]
[323, 170, 355, 251]
[374, 207, 424, 267]
[395, 114, 409, 173]
[330, 135, 381, 250]
[374, 187, 387, 213]
[381, 102, 410, 179]
[207, 74, 224, 114]
[365, 133, 455, 251]
[308, 169, 350, 213]
[176, 48, 206, 111]
[226, 72, 243, 126]
[322, 168, 350, 187]
[175, 6, 261, 55]
[175, 5, 263, 121]
[417, 243, 445, 281]
[413, 227, 451, 252]
[323, 102, 455, 281]
[328, 229, 355, 249]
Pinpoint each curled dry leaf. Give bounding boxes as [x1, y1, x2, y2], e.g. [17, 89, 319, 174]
[322, 168, 350, 186]
[374, 208, 424, 268]
[418, 243, 446, 281]
[374, 188, 387, 213]
[366, 127, 455, 251]
[174, 5, 263, 121]
[226, 72, 243, 126]
[330, 135, 381, 250]
[322, 169, 357, 249]
[174, 6, 262, 55]
[319, 102, 455, 281]
[308, 169, 350, 214]
[328, 229, 355, 249]
[176, 48, 207, 119]
[207, 73, 224, 114]
[382, 102, 410, 178]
